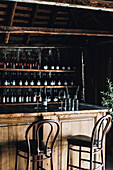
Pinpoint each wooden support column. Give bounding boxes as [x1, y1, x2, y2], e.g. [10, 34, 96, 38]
[5, 2, 17, 44]
[26, 5, 39, 45]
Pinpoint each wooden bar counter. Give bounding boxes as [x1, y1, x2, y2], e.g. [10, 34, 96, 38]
[0, 103, 111, 170]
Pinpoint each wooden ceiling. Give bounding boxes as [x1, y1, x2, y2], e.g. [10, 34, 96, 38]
[1, 0, 113, 46]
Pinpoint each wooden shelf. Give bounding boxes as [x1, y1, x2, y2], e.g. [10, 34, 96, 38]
[0, 85, 77, 88]
[0, 68, 76, 73]
[0, 101, 60, 106]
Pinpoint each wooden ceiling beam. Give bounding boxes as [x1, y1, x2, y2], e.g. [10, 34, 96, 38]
[26, 5, 39, 45]
[5, 2, 17, 44]
[3, 0, 113, 12]
[1, 26, 113, 37]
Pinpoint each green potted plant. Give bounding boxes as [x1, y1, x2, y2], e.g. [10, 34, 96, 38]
[100, 78, 113, 154]
[101, 78, 113, 115]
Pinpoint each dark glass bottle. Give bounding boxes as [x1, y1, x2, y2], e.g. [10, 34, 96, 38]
[42, 87, 47, 109]
[30, 72, 35, 86]
[24, 72, 29, 86]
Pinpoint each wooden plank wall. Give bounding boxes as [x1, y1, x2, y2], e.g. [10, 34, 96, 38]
[85, 42, 113, 105]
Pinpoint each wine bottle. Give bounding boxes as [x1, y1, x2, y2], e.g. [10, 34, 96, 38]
[3, 53, 7, 68]
[24, 72, 28, 86]
[42, 87, 47, 109]
[36, 73, 41, 86]
[30, 72, 35, 86]
[11, 90, 14, 103]
[18, 72, 23, 86]
[2, 90, 6, 104]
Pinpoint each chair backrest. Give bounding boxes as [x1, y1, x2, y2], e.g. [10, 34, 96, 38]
[91, 115, 112, 148]
[25, 119, 60, 155]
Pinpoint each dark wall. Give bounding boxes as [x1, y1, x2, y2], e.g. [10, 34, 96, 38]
[85, 40, 113, 105]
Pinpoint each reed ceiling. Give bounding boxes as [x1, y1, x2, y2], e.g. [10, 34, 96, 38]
[0, 0, 113, 46]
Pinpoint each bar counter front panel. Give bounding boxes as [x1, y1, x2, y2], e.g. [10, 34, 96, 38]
[0, 103, 111, 170]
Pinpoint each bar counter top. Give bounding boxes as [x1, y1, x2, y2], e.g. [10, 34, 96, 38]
[0, 103, 111, 119]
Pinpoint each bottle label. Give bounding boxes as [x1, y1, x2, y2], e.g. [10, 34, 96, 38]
[25, 80, 28, 86]
[4, 63, 6, 68]
[29, 96, 31, 102]
[13, 64, 15, 69]
[19, 96, 22, 103]
[12, 80, 16, 86]
[19, 80, 22, 86]
[26, 96, 29, 102]
[33, 96, 37, 102]
[30, 81, 34, 86]
[56, 66, 59, 70]
[4, 80, 8, 86]
[3, 97, 5, 103]
[44, 81, 47, 86]
[14, 97, 16, 103]
[43, 100, 47, 106]
[11, 97, 14, 103]
[51, 66, 54, 70]
[22, 96, 24, 102]
[37, 81, 41, 86]
[58, 81, 61, 86]
[7, 97, 9, 103]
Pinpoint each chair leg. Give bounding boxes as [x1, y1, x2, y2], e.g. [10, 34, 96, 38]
[90, 148, 93, 170]
[15, 148, 18, 170]
[101, 149, 105, 170]
[26, 154, 30, 170]
[39, 155, 42, 170]
[79, 146, 81, 168]
[51, 153, 53, 170]
[67, 142, 70, 170]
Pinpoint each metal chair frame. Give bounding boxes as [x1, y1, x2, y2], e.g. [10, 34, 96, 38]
[15, 119, 60, 170]
[67, 114, 112, 170]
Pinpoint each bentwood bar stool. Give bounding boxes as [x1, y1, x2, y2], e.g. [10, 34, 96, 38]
[67, 115, 112, 170]
[15, 119, 60, 170]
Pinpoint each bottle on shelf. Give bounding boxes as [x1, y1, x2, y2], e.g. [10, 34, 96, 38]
[53, 89, 58, 102]
[25, 91, 29, 103]
[72, 86, 79, 111]
[64, 86, 72, 111]
[0, 53, 4, 68]
[2, 89, 6, 104]
[33, 90, 37, 103]
[6, 89, 10, 103]
[42, 87, 47, 109]
[24, 72, 29, 86]
[4, 72, 10, 86]
[30, 72, 35, 86]
[13, 91, 17, 103]
[18, 72, 23, 86]
[36, 72, 41, 86]
[57, 74, 61, 86]
[11, 72, 16, 86]
[21, 89, 25, 103]
[11, 90, 14, 103]
[18, 90, 22, 103]
[28, 90, 32, 103]
[3, 53, 7, 68]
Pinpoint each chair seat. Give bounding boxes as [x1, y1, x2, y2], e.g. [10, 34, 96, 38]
[67, 135, 101, 148]
[16, 140, 51, 155]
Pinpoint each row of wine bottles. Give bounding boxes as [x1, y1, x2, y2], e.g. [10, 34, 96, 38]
[0, 87, 79, 111]
[0, 88, 73, 104]
[0, 59, 75, 70]
[0, 72, 76, 86]
[0, 49, 76, 70]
